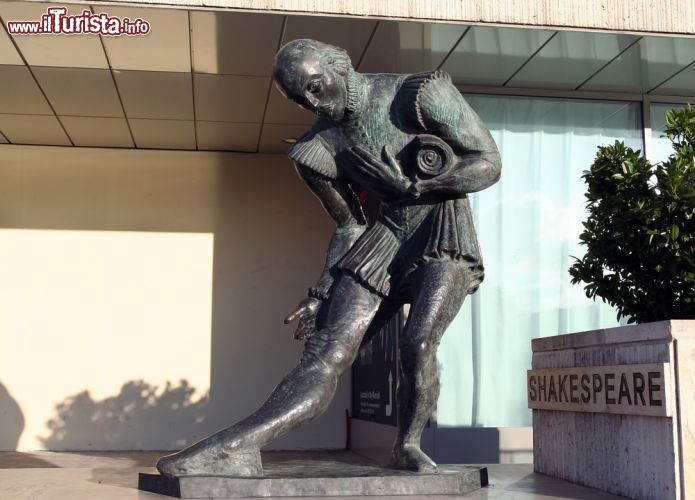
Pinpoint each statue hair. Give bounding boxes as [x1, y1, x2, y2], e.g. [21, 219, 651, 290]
[274, 39, 354, 78]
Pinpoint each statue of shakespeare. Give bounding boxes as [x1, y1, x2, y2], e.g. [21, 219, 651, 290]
[156, 38, 501, 478]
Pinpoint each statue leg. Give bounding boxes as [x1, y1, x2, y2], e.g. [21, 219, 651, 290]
[360, 296, 402, 347]
[389, 259, 468, 472]
[156, 274, 382, 477]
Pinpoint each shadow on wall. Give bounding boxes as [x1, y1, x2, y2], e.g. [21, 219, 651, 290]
[0, 381, 24, 451]
[0, 147, 343, 451]
[39, 380, 209, 451]
[205, 157, 346, 450]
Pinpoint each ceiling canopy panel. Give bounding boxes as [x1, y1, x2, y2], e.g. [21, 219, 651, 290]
[0, 23, 21, 65]
[582, 37, 695, 94]
[0, 5, 692, 151]
[281, 15, 377, 64]
[0, 114, 70, 145]
[580, 41, 649, 93]
[60, 116, 133, 148]
[114, 70, 194, 120]
[33, 67, 124, 118]
[190, 11, 283, 76]
[0, 65, 52, 115]
[652, 63, 695, 96]
[194, 74, 268, 122]
[129, 118, 195, 150]
[359, 21, 465, 74]
[0, 2, 108, 68]
[442, 26, 556, 86]
[196, 121, 260, 151]
[506, 31, 639, 90]
[95, 6, 190, 72]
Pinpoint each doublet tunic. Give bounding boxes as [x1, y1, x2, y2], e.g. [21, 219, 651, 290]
[289, 71, 486, 298]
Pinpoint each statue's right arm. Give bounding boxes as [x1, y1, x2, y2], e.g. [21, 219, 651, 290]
[294, 162, 367, 300]
[398, 71, 501, 198]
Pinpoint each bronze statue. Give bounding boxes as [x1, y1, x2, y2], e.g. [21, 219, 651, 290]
[156, 39, 501, 477]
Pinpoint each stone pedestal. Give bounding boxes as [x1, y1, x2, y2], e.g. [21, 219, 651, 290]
[528, 320, 694, 500]
[138, 453, 487, 498]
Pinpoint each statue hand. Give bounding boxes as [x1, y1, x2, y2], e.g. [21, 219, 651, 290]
[284, 297, 321, 340]
[349, 146, 413, 199]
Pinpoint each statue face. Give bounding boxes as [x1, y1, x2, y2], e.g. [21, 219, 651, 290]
[274, 48, 348, 122]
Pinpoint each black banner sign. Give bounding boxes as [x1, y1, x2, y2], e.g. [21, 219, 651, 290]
[351, 312, 400, 426]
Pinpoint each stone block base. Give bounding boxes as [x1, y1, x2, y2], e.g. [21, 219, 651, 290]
[529, 320, 694, 500]
[138, 460, 487, 498]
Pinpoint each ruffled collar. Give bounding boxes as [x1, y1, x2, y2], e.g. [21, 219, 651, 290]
[345, 69, 365, 119]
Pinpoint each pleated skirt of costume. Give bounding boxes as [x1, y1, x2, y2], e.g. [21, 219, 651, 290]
[337, 197, 485, 298]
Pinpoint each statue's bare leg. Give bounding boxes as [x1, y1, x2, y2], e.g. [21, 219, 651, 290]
[156, 274, 382, 477]
[389, 259, 468, 472]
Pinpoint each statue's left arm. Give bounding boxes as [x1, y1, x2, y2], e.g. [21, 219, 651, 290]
[283, 130, 367, 339]
[407, 71, 502, 196]
[294, 162, 367, 299]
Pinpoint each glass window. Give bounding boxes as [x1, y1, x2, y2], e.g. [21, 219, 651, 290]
[436, 95, 643, 427]
[649, 102, 693, 164]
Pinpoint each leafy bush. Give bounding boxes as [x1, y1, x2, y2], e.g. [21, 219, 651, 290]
[569, 106, 695, 323]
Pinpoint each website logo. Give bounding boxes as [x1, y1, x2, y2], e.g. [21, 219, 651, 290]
[6, 7, 151, 36]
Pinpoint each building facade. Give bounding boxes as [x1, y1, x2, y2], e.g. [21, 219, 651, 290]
[0, 0, 692, 462]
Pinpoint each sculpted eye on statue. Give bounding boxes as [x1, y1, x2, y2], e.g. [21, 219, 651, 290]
[156, 39, 501, 478]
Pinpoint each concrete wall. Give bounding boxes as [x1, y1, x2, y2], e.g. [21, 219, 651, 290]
[0, 144, 347, 452]
[86, 0, 695, 36]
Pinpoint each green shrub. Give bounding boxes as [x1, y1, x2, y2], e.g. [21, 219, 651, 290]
[569, 106, 695, 323]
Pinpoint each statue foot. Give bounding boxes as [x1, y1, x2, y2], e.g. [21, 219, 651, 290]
[389, 443, 438, 473]
[156, 445, 263, 478]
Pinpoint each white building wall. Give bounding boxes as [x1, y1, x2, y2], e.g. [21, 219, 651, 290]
[0, 145, 347, 452]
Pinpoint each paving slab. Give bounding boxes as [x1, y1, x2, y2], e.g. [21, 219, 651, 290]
[0, 450, 627, 499]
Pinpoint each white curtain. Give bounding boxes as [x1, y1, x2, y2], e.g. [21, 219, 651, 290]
[436, 95, 643, 427]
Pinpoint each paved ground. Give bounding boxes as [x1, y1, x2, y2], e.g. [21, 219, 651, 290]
[0, 451, 626, 499]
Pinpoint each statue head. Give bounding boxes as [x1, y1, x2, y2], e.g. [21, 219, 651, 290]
[273, 39, 354, 122]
